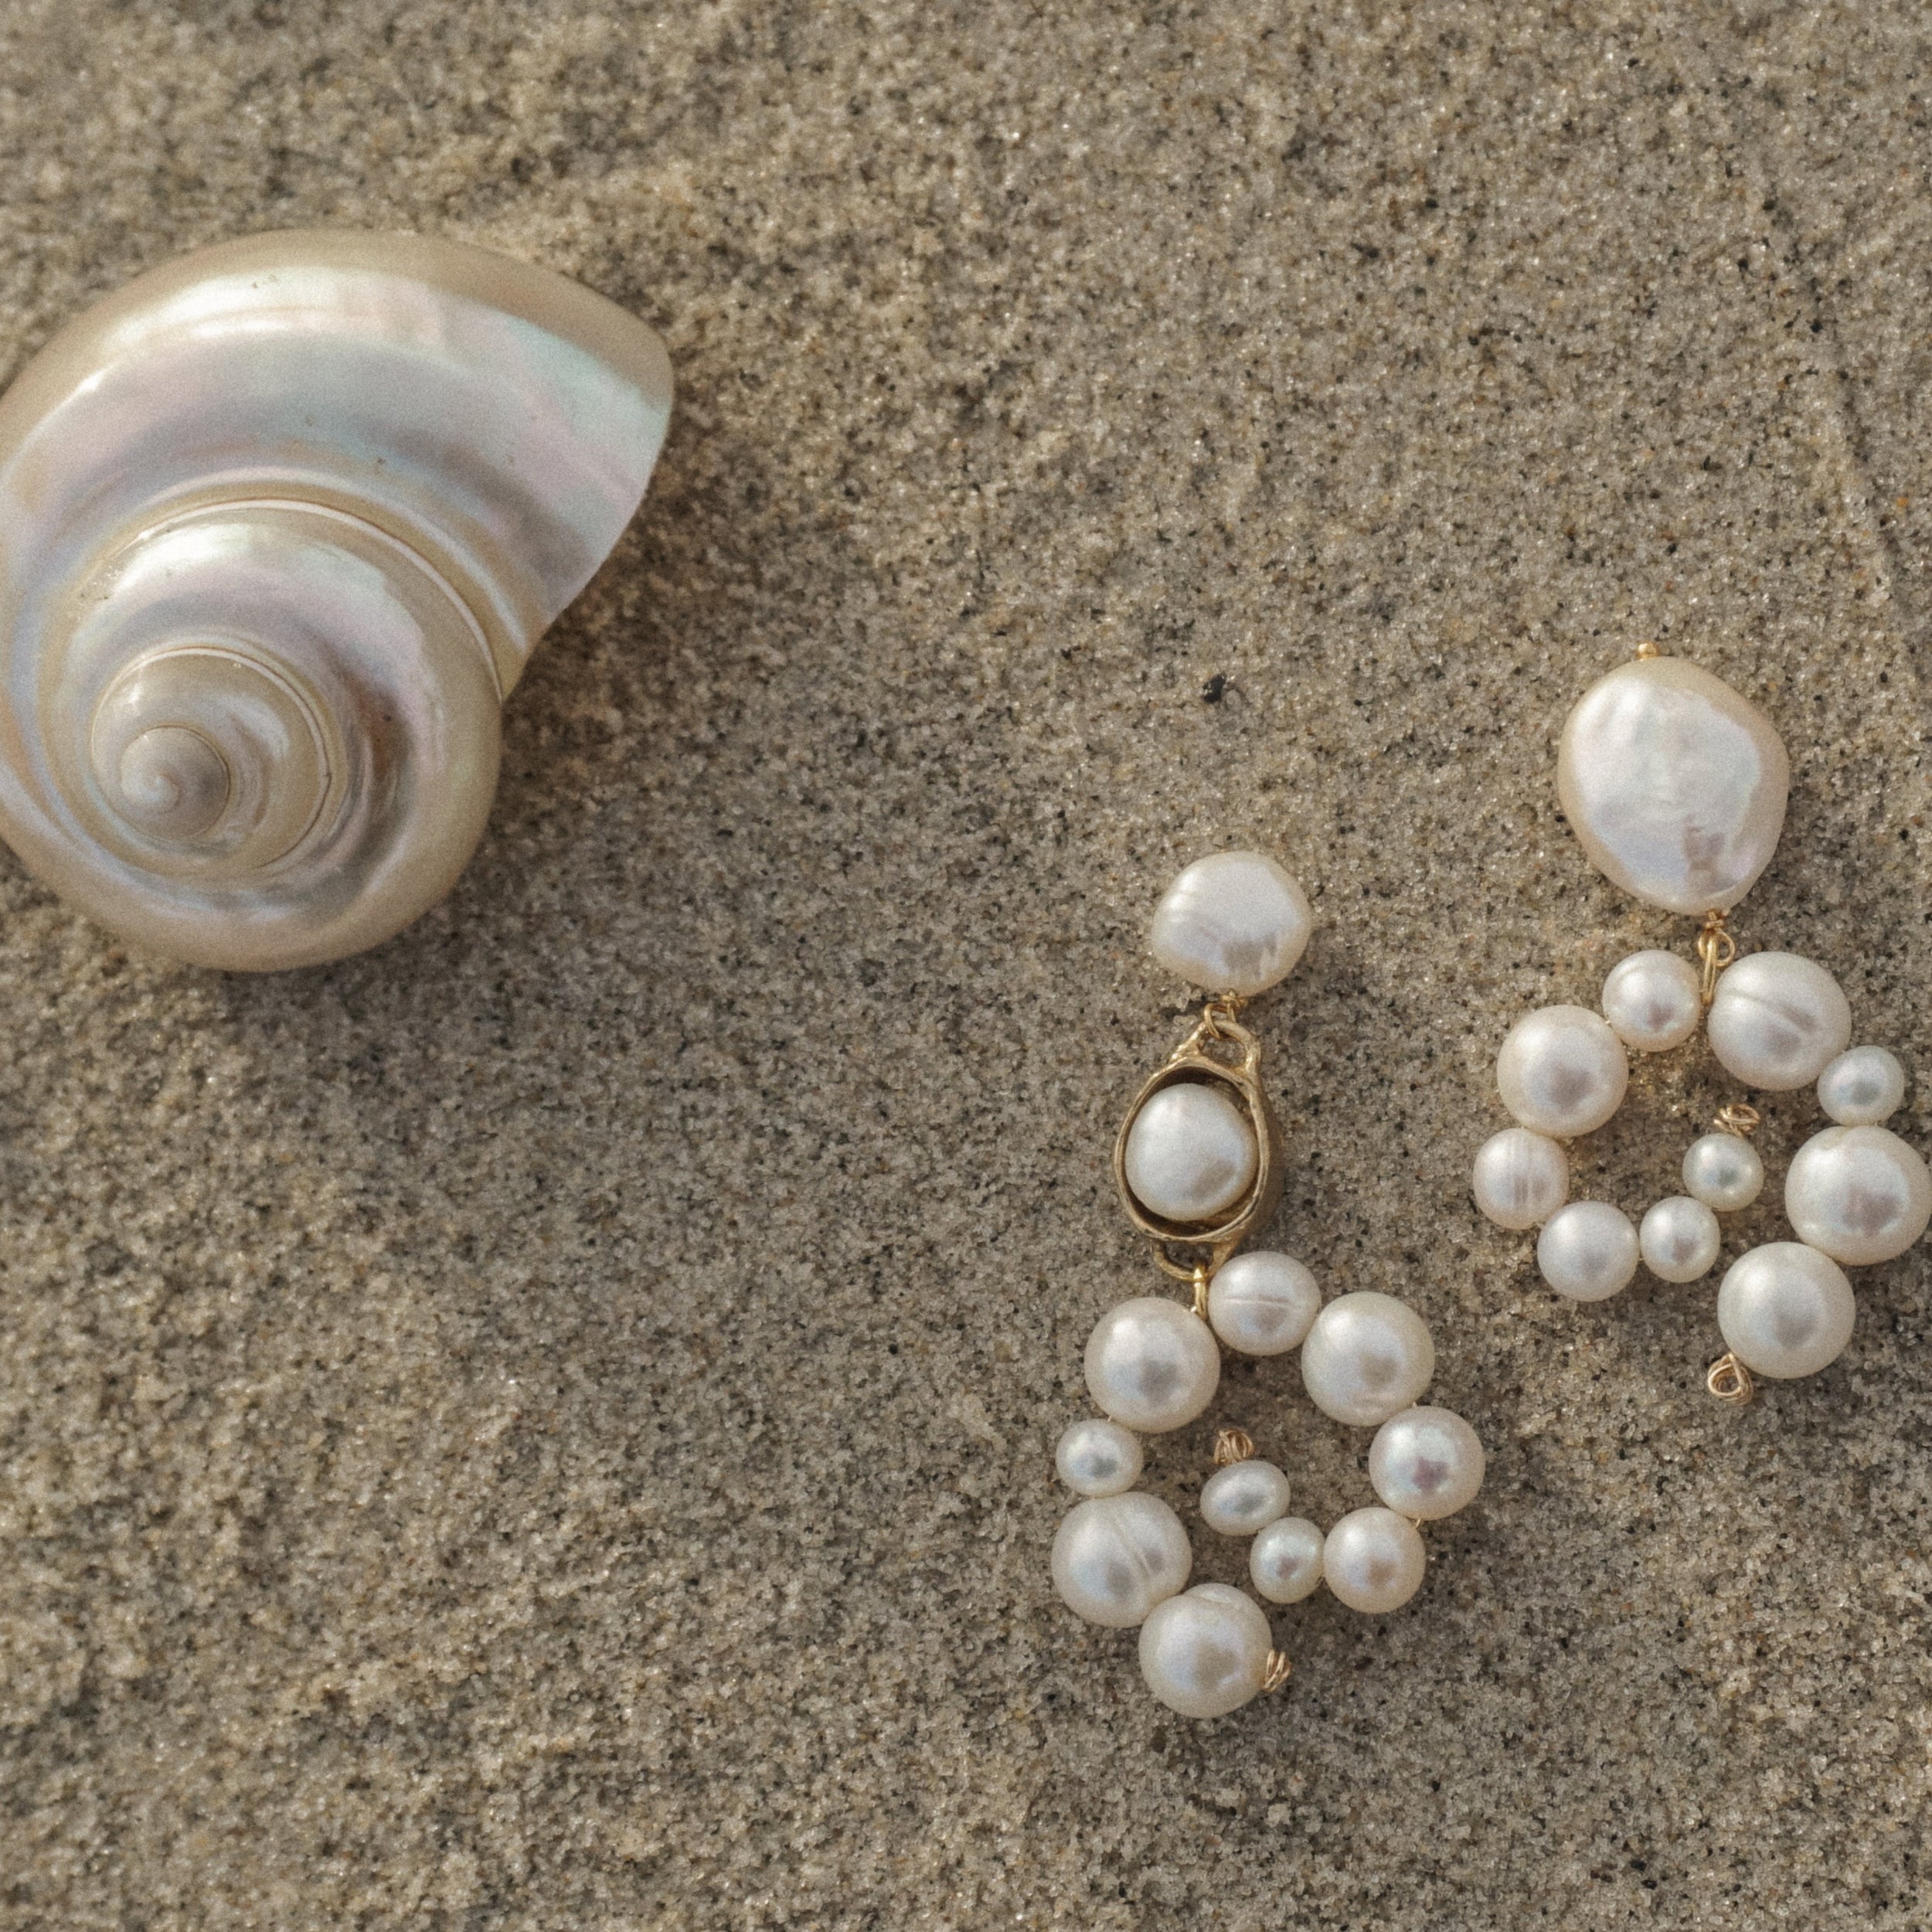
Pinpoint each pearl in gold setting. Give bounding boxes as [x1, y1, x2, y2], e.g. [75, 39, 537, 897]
[1121, 1082, 1257, 1226]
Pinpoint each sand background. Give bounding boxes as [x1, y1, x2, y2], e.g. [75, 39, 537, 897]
[2, 2, 1930, 1926]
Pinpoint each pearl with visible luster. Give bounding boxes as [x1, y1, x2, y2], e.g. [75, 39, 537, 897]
[1051, 1491, 1192, 1628]
[1122, 1081, 1257, 1225]
[1496, 1005, 1629, 1139]
[1601, 948, 1702, 1053]
[1324, 1508, 1427, 1614]
[1368, 1406, 1485, 1520]
[1818, 1046, 1907, 1127]
[1250, 1516, 1326, 1604]
[1054, 1417, 1142, 1498]
[1716, 1242, 1856, 1379]
[1638, 1195, 1722, 1283]
[1682, 1131, 1764, 1212]
[1784, 1125, 1932, 1266]
[1536, 1200, 1638, 1301]
[1706, 952, 1852, 1091]
[1206, 1250, 1320, 1355]
[1200, 1458, 1293, 1537]
[1148, 851, 1312, 995]
[1471, 1127, 1569, 1230]
[1300, 1291, 1435, 1426]
[1138, 1583, 1274, 1717]
[1084, 1296, 1220, 1433]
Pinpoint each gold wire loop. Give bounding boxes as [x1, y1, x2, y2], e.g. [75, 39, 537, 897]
[1706, 1352, 1756, 1406]
[1262, 1651, 1293, 1694]
[1713, 1102, 1761, 1138]
[1634, 639, 1661, 658]
[1213, 1427, 1254, 1467]
[1696, 910, 1736, 1005]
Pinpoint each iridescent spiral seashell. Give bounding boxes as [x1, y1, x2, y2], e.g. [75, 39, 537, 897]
[0, 230, 674, 969]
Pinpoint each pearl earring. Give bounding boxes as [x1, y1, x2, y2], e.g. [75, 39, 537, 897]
[1474, 646, 1930, 1402]
[1053, 852, 1485, 1718]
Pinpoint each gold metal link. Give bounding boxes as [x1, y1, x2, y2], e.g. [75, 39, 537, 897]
[1213, 1427, 1255, 1467]
[1713, 1102, 1761, 1138]
[1696, 910, 1736, 1005]
[1706, 1352, 1756, 1406]
[1262, 1651, 1293, 1694]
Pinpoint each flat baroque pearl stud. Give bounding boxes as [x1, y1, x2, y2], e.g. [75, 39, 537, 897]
[1149, 851, 1311, 995]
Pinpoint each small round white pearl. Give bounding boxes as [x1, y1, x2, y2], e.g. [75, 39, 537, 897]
[1148, 851, 1312, 995]
[1496, 1005, 1629, 1138]
[1682, 1131, 1764, 1212]
[1054, 1417, 1142, 1498]
[1818, 1046, 1907, 1127]
[1601, 948, 1702, 1053]
[1206, 1251, 1320, 1355]
[1323, 1508, 1427, 1614]
[1716, 1242, 1855, 1380]
[1784, 1125, 1932, 1266]
[1368, 1406, 1485, 1520]
[1471, 1127, 1569, 1230]
[1638, 1195, 1722, 1284]
[1051, 1491, 1192, 1628]
[1123, 1082, 1257, 1225]
[1250, 1516, 1325, 1604]
[1706, 952, 1852, 1091]
[1138, 1583, 1274, 1718]
[1085, 1296, 1221, 1433]
[1536, 1200, 1638, 1301]
[1199, 1459, 1293, 1536]
[1300, 1291, 1435, 1427]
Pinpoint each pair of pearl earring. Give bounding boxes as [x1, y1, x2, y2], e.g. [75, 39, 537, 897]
[1051, 853, 1485, 1719]
[1472, 648, 1929, 1400]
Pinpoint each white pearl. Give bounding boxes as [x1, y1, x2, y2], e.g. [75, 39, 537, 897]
[1199, 1459, 1293, 1536]
[1536, 1200, 1638, 1301]
[1368, 1406, 1485, 1519]
[1206, 1251, 1320, 1355]
[1122, 1082, 1257, 1225]
[1556, 655, 1789, 915]
[1706, 952, 1852, 1091]
[1496, 1005, 1629, 1138]
[1054, 1418, 1142, 1498]
[1682, 1131, 1764, 1212]
[1148, 851, 1312, 996]
[1638, 1194, 1722, 1283]
[1051, 1491, 1192, 1628]
[1250, 1515, 1326, 1604]
[1471, 1127, 1569, 1230]
[1784, 1125, 1932, 1266]
[1600, 948, 1702, 1052]
[1818, 1046, 1907, 1127]
[1300, 1291, 1435, 1427]
[1323, 1508, 1427, 1614]
[1084, 1296, 1221, 1433]
[1716, 1242, 1855, 1379]
[1138, 1583, 1274, 1718]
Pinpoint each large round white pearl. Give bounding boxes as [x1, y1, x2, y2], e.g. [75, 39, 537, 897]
[1199, 1459, 1293, 1537]
[1706, 952, 1852, 1091]
[1536, 1200, 1638, 1301]
[1471, 1127, 1569, 1230]
[1300, 1291, 1435, 1427]
[1054, 1417, 1142, 1498]
[1323, 1508, 1427, 1614]
[1085, 1297, 1221, 1433]
[1148, 851, 1312, 996]
[1600, 948, 1702, 1053]
[1250, 1516, 1325, 1604]
[1818, 1046, 1907, 1127]
[1638, 1194, 1722, 1283]
[1784, 1125, 1932, 1266]
[1138, 1583, 1274, 1717]
[1556, 655, 1789, 915]
[1206, 1251, 1320, 1355]
[1368, 1406, 1485, 1520]
[1682, 1131, 1764, 1212]
[1496, 1005, 1629, 1138]
[1122, 1082, 1257, 1225]
[1716, 1242, 1855, 1379]
[1051, 1491, 1192, 1628]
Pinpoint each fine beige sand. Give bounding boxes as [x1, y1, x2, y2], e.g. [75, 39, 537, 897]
[2, 3, 1930, 1927]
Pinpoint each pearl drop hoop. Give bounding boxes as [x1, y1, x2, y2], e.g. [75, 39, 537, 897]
[1053, 853, 1485, 1718]
[1475, 647, 1930, 1402]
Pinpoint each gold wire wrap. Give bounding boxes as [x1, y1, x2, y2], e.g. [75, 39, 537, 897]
[1634, 640, 1662, 658]
[1706, 1352, 1756, 1406]
[1696, 910, 1736, 1005]
[1191, 1264, 1211, 1320]
[1262, 1651, 1293, 1694]
[1213, 1427, 1255, 1467]
[1713, 1101, 1761, 1138]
